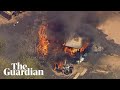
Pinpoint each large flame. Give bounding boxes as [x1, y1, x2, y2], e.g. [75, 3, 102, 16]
[64, 47, 79, 56]
[64, 39, 90, 56]
[37, 24, 49, 56]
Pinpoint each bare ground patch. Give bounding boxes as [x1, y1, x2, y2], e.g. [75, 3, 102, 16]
[97, 14, 120, 45]
[96, 55, 120, 78]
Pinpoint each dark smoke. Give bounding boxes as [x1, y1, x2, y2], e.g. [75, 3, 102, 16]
[0, 11, 119, 64]
[47, 11, 112, 41]
[46, 11, 120, 65]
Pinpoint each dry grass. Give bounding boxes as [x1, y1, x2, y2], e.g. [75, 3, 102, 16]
[0, 57, 12, 79]
[0, 39, 6, 53]
[0, 55, 45, 79]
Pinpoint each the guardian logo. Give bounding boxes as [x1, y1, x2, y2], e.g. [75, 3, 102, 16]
[3, 62, 44, 76]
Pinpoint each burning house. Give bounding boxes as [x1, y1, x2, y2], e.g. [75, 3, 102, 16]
[64, 36, 90, 63]
[36, 18, 92, 76]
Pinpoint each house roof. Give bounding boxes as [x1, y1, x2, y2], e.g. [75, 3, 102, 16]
[65, 37, 83, 48]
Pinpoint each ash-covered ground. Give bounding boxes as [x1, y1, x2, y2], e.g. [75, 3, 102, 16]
[0, 11, 120, 79]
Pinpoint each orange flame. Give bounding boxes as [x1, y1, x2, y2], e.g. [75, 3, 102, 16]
[80, 41, 89, 53]
[64, 39, 90, 56]
[64, 47, 79, 56]
[53, 60, 64, 70]
[37, 24, 49, 56]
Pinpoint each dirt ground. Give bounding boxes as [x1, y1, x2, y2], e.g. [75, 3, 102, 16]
[97, 13, 120, 45]
[95, 55, 120, 79]
[99, 55, 120, 70]
[94, 13, 120, 78]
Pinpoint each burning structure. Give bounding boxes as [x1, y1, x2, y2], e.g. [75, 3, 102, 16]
[50, 36, 91, 76]
[36, 18, 91, 76]
[64, 37, 90, 57]
[64, 37, 82, 56]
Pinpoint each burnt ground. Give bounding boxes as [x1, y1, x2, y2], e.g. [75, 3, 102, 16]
[0, 11, 120, 79]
